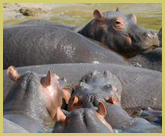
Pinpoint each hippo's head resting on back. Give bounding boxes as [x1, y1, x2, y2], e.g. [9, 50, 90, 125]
[79, 8, 160, 57]
[68, 70, 122, 111]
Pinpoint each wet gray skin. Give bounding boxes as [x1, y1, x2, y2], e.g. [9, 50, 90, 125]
[3, 25, 128, 70]
[129, 48, 162, 72]
[158, 27, 162, 47]
[103, 102, 162, 133]
[79, 9, 160, 57]
[3, 118, 30, 133]
[3, 67, 63, 133]
[53, 108, 113, 133]
[19, 9, 160, 58]
[68, 70, 122, 110]
[3, 64, 162, 111]
[135, 108, 162, 126]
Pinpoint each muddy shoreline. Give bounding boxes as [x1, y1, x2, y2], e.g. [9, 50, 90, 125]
[3, 3, 87, 24]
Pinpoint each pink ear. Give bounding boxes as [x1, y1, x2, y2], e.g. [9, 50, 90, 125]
[105, 96, 121, 107]
[93, 9, 104, 21]
[7, 66, 20, 82]
[55, 107, 66, 122]
[62, 88, 71, 104]
[41, 70, 52, 87]
[97, 102, 107, 117]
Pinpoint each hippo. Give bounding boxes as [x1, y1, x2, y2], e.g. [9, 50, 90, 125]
[135, 108, 162, 126]
[78, 8, 160, 57]
[103, 102, 162, 133]
[3, 25, 128, 70]
[20, 8, 160, 58]
[53, 102, 114, 133]
[20, 19, 77, 30]
[3, 118, 29, 133]
[129, 48, 162, 72]
[66, 71, 162, 133]
[3, 66, 70, 133]
[3, 63, 162, 113]
[158, 27, 162, 47]
[68, 70, 122, 111]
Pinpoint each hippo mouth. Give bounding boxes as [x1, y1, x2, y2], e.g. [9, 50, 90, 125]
[143, 45, 159, 53]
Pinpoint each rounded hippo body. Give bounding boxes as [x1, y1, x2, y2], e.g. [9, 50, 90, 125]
[20, 19, 77, 30]
[129, 48, 162, 72]
[103, 102, 161, 133]
[3, 118, 29, 133]
[19, 8, 160, 58]
[3, 63, 162, 110]
[3, 25, 128, 69]
[136, 108, 162, 126]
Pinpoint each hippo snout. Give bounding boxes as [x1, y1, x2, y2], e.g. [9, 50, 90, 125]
[141, 30, 160, 51]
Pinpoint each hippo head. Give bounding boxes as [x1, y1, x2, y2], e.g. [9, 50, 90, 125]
[68, 70, 122, 111]
[79, 8, 160, 57]
[5, 66, 70, 121]
[54, 102, 114, 133]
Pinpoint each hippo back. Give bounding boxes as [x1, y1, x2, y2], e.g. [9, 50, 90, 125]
[3, 25, 128, 69]
[3, 63, 162, 110]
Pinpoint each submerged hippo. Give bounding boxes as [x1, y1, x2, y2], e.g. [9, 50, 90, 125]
[53, 102, 114, 133]
[3, 66, 70, 133]
[21, 8, 160, 58]
[3, 25, 128, 70]
[3, 64, 162, 113]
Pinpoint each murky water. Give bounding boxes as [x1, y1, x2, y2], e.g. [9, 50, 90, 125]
[4, 3, 162, 32]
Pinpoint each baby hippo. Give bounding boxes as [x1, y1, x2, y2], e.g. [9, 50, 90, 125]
[53, 102, 114, 133]
[68, 70, 122, 111]
[3, 66, 70, 133]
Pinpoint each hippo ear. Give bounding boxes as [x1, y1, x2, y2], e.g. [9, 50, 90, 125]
[62, 88, 71, 104]
[41, 71, 52, 87]
[93, 9, 104, 21]
[7, 66, 20, 82]
[104, 96, 121, 107]
[116, 7, 120, 12]
[72, 96, 79, 105]
[67, 96, 80, 111]
[55, 107, 66, 122]
[97, 102, 107, 117]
